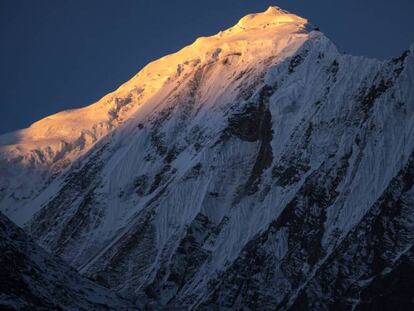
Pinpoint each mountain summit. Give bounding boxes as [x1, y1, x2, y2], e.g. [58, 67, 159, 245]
[1, 7, 414, 310]
[236, 6, 306, 28]
[0, 6, 318, 223]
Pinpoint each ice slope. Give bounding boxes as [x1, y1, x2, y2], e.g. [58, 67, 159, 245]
[0, 6, 310, 223]
[0, 212, 134, 310]
[1, 6, 414, 310]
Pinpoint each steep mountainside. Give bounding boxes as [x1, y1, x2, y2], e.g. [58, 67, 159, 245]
[0, 212, 134, 310]
[1, 6, 413, 310]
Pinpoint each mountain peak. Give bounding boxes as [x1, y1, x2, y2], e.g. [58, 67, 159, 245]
[0, 6, 315, 175]
[265, 5, 286, 14]
[0, 5, 315, 181]
[236, 6, 307, 30]
[2, 4, 414, 311]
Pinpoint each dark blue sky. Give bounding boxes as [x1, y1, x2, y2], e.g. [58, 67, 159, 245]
[1, 0, 413, 134]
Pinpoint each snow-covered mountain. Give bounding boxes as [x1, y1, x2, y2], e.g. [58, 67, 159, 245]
[1, 6, 414, 310]
[0, 212, 134, 310]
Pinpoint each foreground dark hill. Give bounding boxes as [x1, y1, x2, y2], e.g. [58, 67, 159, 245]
[0, 213, 134, 310]
[0, 6, 414, 310]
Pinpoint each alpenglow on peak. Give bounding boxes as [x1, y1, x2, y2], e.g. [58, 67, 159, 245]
[0, 6, 316, 167]
[1, 4, 414, 311]
[236, 6, 308, 30]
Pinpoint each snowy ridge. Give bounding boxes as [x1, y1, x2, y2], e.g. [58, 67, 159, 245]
[1, 6, 414, 310]
[0, 6, 311, 220]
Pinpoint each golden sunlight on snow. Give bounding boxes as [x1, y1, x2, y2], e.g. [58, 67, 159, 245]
[0, 6, 309, 166]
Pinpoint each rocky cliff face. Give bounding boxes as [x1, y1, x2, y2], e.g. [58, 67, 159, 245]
[0, 212, 134, 310]
[1, 6, 413, 310]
